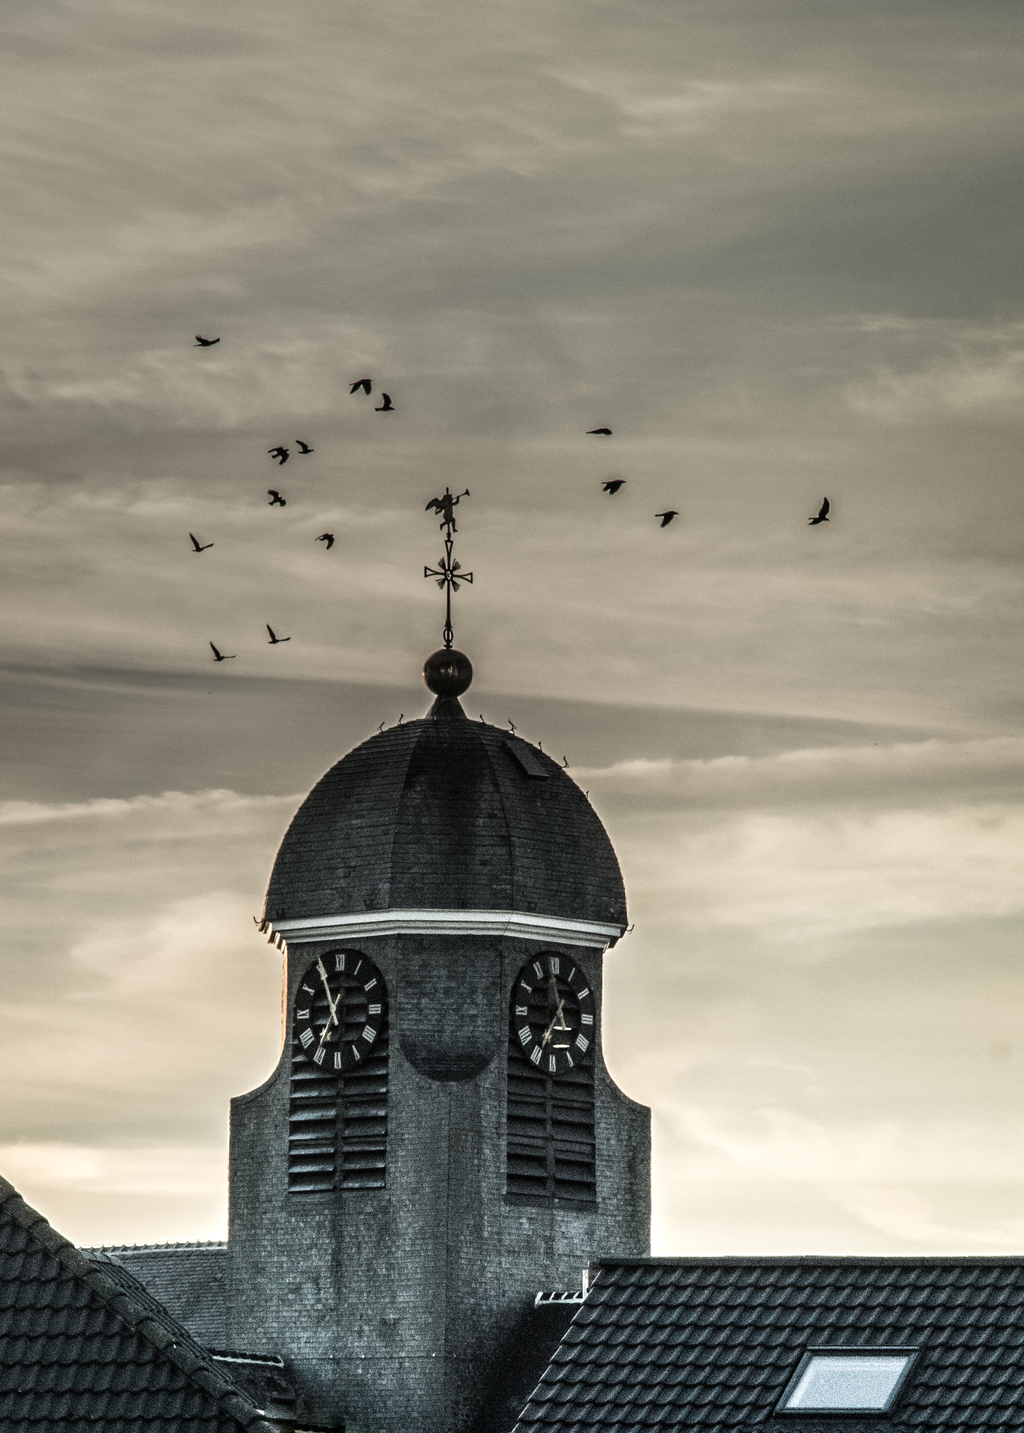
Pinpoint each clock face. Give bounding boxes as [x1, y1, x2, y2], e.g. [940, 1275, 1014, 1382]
[293, 950, 386, 1074]
[511, 954, 596, 1077]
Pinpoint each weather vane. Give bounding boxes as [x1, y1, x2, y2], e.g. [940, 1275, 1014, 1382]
[424, 487, 472, 651]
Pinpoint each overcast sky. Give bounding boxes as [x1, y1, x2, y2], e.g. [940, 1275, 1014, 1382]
[2, 0, 1024, 1255]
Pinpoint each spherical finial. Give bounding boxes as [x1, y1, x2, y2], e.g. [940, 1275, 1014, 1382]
[423, 648, 473, 697]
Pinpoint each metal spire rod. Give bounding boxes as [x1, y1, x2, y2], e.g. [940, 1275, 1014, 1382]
[424, 488, 472, 651]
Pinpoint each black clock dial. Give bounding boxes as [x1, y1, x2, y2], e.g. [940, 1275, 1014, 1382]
[511, 954, 596, 1077]
[293, 950, 387, 1074]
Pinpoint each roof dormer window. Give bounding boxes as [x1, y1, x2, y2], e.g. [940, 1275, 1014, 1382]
[779, 1348, 918, 1414]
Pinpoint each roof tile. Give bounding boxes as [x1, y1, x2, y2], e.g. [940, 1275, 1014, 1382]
[0, 1175, 276, 1433]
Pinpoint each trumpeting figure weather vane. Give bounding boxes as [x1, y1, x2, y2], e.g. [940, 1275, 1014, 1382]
[424, 488, 472, 651]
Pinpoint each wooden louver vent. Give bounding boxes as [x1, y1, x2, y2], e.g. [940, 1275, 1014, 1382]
[506, 1039, 596, 1203]
[287, 1008, 389, 1193]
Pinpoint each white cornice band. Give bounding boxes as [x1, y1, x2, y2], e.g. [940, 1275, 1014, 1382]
[261, 908, 625, 951]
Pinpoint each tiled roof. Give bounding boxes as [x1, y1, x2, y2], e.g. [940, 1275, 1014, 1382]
[263, 700, 626, 927]
[512, 1255, 1024, 1433]
[0, 1176, 275, 1433]
[83, 1243, 228, 1348]
[86, 1243, 227, 1254]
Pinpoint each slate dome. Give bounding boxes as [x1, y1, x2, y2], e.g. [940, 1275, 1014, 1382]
[262, 698, 626, 929]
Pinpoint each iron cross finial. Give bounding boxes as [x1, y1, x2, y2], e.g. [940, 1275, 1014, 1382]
[424, 487, 473, 650]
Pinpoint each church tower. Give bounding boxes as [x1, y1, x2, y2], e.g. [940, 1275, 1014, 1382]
[225, 648, 651, 1433]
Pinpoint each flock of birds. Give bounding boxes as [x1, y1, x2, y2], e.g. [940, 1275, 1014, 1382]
[191, 335, 832, 662]
[587, 428, 831, 530]
[191, 343, 400, 660]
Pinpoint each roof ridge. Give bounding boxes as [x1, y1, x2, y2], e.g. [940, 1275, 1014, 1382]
[81, 1239, 228, 1252]
[595, 1254, 1024, 1266]
[0, 1175, 274, 1432]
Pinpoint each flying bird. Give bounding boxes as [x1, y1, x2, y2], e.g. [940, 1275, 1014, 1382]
[210, 642, 235, 662]
[809, 497, 830, 525]
[656, 510, 678, 527]
[316, 532, 335, 550]
[375, 393, 395, 412]
[194, 335, 220, 346]
[266, 625, 291, 645]
[189, 533, 213, 552]
[587, 427, 612, 436]
[267, 490, 286, 506]
[268, 446, 289, 465]
[350, 379, 372, 395]
[602, 479, 626, 494]
[296, 440, 313, 454]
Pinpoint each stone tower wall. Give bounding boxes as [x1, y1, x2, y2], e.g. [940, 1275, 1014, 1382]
[226, 930, 650, 1433]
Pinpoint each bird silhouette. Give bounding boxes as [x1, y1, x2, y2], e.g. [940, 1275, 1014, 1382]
[210, 642, 235, 662]
[603, 479, 626, 494]
[268, 446, 289, 465]
[194, 335, 220, 346]
[189, 533, 213, 552]
[267, 490, 286, 506]
[316, 532, 335, 549]
[350, 379, 372, 395]
[809, 497, 830, 525]
[375, 392, 395, 412]
[656, 510, 679, 527]
[587, 427, 612, 436]
[266, 625, 291, 645]
[296, 440, 313, 454]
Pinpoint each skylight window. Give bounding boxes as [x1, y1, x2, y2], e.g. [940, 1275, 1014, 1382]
[780, 1349, 917, 1414]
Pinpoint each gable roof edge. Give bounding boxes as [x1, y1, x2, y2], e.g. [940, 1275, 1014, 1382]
[0, 1174, 277, 1433]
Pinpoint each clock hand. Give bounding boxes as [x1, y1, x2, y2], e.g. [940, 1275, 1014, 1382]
[315, 958, 341, 1046]
[541, 980, 570, 1047]
[548, 973, 571, 1027]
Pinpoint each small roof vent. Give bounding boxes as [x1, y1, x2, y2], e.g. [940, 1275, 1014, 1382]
[506, 740, 549, 779]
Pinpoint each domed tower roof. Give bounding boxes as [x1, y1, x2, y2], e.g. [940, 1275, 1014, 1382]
[261, 673, 626, 949]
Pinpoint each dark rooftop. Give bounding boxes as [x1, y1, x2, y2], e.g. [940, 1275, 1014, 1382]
[512, 1255, 1024, 1433]
[0, 1175, 274, 1432]
[82, 1242, 228, 1350]
[263, 698, 626, 928]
